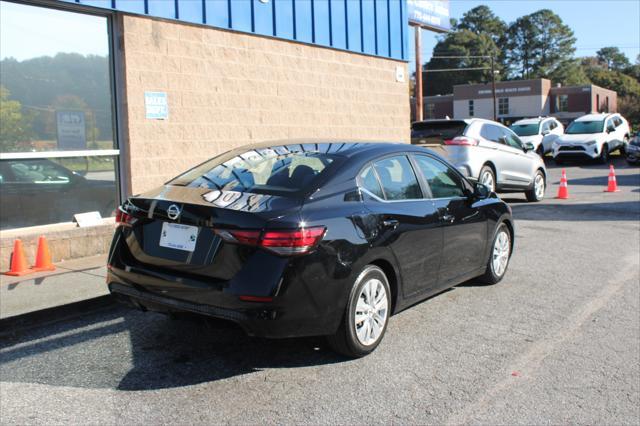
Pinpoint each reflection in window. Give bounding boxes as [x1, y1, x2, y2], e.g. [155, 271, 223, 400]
[359, 166, 384, 199]
[414, 156, 465, 199]
[373, 156, 422, 201]
[0, 1, 113, 153]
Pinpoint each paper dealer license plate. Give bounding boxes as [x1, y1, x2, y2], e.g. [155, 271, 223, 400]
[159, 222, 198, 252]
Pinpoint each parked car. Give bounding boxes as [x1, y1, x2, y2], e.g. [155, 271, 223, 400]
[509, 117, 564, 156]
[625, 131, 640, 165]
[107, 141, 514, 357]
[411, 119, 547, 202]
[552, 113, 630, 163]
[0, 158, 116, 229]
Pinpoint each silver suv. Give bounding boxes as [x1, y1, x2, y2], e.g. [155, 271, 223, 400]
[411, 118, 547, 202]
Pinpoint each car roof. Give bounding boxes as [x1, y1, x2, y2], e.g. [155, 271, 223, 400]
[575, 113, 616, 122]
[227, 139, 443, 160]
[512, 117, 554, 125]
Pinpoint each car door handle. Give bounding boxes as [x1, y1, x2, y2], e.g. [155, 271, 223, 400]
[382, 219, 399, 228]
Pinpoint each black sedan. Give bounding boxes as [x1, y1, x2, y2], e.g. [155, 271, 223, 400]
[107, 141, 514, 357]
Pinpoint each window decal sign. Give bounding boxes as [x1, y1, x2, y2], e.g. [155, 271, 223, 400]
[56, 110, 86, 150]
[145, 91, 168, 120]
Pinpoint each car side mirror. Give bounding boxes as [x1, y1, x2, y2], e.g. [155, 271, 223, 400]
[607, 126, 615, 133]
[542, 129, 550, 136]
[473, 182, 490, 199]
[523, 141, 535, 152]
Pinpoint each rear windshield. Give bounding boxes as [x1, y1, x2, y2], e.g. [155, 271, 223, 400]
[169, 145, 342, 195]
[510, 123, 540, 137]
[411, 121, 467, 144]
[566, 120, 604, 134]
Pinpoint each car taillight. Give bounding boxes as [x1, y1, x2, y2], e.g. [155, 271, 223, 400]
[444, 136, 479, 146]
[115, 208, 136, 227]
[214, 226, 326, 256]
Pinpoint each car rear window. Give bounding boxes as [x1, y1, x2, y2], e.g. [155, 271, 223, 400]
[169, 145, 343, 196]
[411, 121, 467, 144]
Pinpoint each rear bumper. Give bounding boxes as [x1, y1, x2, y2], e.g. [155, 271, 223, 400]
[106, 261, 348, 339]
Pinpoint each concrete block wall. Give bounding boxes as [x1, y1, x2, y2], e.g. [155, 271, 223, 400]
[121, 14, 410, 194]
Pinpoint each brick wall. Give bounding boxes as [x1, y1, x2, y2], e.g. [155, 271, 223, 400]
[121, 15, 410, 194]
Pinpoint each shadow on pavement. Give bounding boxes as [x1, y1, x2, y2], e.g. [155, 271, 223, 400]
[510, 200, 640, 221]
[0, 305, 347, 391]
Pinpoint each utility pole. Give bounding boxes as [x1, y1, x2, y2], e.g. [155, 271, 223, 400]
[414, 26, 423, 122]
[491, 56, 497, 121]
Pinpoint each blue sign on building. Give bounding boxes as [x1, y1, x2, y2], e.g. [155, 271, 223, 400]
[145, 92, 168, 120]
[407, 0, 450, 33]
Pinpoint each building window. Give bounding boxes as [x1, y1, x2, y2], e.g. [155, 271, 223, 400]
[468, 100, 474, 117]
[556, 95, 569, 112]
[425, 103, 435, 119]
[498, 98, 509, 116]
[0, 1, 118, 229]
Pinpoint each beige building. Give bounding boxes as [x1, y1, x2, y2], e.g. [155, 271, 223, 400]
[0, 0, 410, 268]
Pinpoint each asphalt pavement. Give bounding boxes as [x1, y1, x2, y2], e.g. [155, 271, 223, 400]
[1, 156, 639, 425]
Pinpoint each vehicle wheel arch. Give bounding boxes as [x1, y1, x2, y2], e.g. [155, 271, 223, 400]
[499, 217, 515, 256]
[481, 161, 497, 180]
[368, 258, 400, 314]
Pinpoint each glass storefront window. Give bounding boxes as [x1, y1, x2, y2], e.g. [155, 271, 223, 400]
[0, 1, 118, 229]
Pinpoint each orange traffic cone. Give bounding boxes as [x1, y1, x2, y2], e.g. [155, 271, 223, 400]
[556, 169, 569, 199]
[33, 235, 56, 272]
[4, 239, 32, 276]
[604, 164, 620, 193]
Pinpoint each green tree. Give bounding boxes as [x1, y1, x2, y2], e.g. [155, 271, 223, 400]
[506, 10, 576, 79]
[424, 30, 502, 96]
[596, 47, 631, 70]
[548, 60, 590, 86]
[0, 86, 33, 152]
[455, 5, 507, 45]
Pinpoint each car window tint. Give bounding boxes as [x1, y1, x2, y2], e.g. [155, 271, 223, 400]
[358, 166, 384, 199]
[8, 160, 72, 184]
[541, 121, 551, 132]
[500, 128, 524, 150]
[480, 124, 502, 143]
[373, 156, 422, 200]
[414, 156, 465, 199]
[614, 117, 622, 127]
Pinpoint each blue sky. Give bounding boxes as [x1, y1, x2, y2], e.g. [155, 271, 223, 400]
[412, 0, 640, 68]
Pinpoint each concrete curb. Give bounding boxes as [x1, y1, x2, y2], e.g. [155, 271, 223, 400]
[0, 295, 115, 338]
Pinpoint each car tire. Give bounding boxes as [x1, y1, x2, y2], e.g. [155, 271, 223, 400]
[327, 265, 391, 358]
[478, 223, 512, 285]
[598, 144, 609, 164]
[479, 166, 496, 193]
[525, 170, 545, 202]
[536, 145, 544, 158]
[620, 137, 629, 155]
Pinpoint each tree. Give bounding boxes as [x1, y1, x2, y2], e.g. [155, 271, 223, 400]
[506, 10, 576, 79]
[0, 86, 33, 152]
[548, 60, 590, 86]
[456, 5, 507, 45]
[424, 30, 502, 96]
[596, 47, 630, 70]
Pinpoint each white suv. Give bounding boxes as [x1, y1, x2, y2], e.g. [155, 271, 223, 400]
[510, 117, 564, 156]
[552, 113, 630, 163]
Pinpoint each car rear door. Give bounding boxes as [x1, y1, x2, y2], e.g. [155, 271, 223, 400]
[359, 155, 443, 297]
[411, 154, 488, 287]
[495, 126, 534, 187]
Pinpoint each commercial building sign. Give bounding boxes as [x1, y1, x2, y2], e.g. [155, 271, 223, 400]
[145, 91, 169, 120]
[56, 110, 86, 150]
[407, 0, 450, 33]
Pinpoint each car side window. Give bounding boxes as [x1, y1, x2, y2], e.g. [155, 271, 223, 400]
[358, 166, 384, 199]
[606, 118, 615, 131]
[413, 155, 466, 199]
[614, 117, 622, 127]
[480, 124, 502, 143]
[373, 156, 423, 201]
[500, 128, 524, 150]
[541, 121, 552, 133]
[8, 160, 73, 184]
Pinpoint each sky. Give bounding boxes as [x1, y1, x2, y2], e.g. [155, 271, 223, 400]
[0, 0, 638, 63]
[411, 0, 640, 68]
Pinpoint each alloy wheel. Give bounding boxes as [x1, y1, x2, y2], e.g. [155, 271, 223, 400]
[534, 174, 545, 200]
[354, 278, 389, 346]
[492, 230, 510, 277]
[481, 171, 495, 192]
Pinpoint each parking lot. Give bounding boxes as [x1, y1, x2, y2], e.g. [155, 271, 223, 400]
[1, 157, 639, 425]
